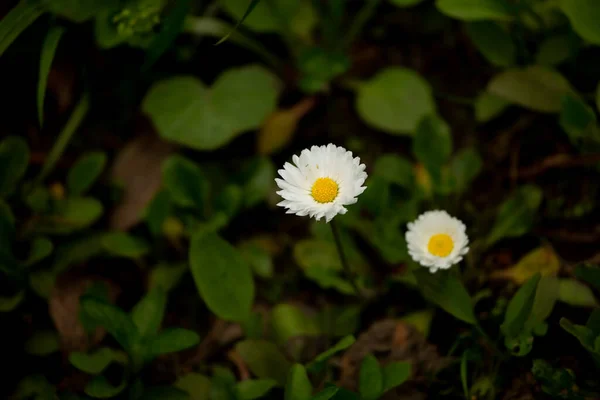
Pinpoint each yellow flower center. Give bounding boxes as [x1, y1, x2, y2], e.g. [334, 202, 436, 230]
[427, 234, 454, 257]
[311, 177, 339, 203]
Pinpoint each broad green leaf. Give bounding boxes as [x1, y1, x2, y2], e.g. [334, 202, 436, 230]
[37, 25, 65, 126]
[235, 339, 292, 386]
[296, 47, 350, 94]
[415, 269, 476, 325]
[474, 92, 510, 123]
[66, 152, 107, 195]
[214, 184, 242, 220]
[559, 0, 600, 45]
[52, 234, 105, 274]
[220, 0, 300, 33]
[101, 232, 149, 258]
[189, 232, 254, 322]
[69, 347, 127, 374]
[359, 355, 383, 400]
[141, 386, 190, 400]
[413, 115, 452, 182]
[24, 330, 60, 356]
[486, 185, 543, 246]
[451, 147, 482, 193]
[356, 68, 436, 135]
[149, 262, 188, 292]
[145, 190, 172, 236]
[84, 375, 127, 399]
[535, 34, 573, 66]
[239, 157, 276, 209]
[558, 279, 598, 307]
[328, 387, 360, 400]
[501, 273, 541, 339]
[311, 386, 340, 400]
[559, 94, 597, 144]
[436, 0, 513, 21]
[239, 241, 273, 279]
[309, 335, 356, 368]
[382, 362, 411, 393]
[131, 289, 167, 337]
[23, 237, 53, 267]
[162, 155, 209, 211]
[143, 66, 281, 150]
[399, 310, 434, 336]
[80, 296, 139, 352]
[175, 373, 211, 400]
[285, 364, 312, 400]
[236, 379, 277, 400]
[271, 303, 321, 344]
[490, 246, 560, 284]
[145, 328, 200, 357]
[525, 276, 559, 331]
[0, 136, 29, 196]
[466, 21, 515, 66]
[35, 197, 103, 235]
[487, 66, 574, 113]
[373, 154, 414, 188]
[0, 0, 46, 58]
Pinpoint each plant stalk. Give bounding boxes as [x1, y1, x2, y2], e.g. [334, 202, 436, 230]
[330, 219, 363, 298]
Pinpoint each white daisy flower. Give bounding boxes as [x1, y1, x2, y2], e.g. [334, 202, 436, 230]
[275, 144, 367, 223]
[405, 210, 469, 273]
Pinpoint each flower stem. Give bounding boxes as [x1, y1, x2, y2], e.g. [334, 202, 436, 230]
[330, 220, 363, 298]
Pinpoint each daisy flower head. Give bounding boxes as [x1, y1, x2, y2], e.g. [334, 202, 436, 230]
[405, 210, 469, 273]
[275, 144, 367, 223]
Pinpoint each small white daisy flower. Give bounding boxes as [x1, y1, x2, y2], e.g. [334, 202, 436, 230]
[275, 144, 367, 223]
[405, 210, 469, 273]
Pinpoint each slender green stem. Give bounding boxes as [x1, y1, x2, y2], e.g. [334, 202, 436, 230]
[330, 220, 363, 298]
[344, 0, 382, 49]
[475, 323, 506, 359]
[36, 93, 90, 183]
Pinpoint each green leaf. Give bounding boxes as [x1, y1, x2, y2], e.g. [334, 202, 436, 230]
[46, 0, 117, 22]
[558, 279, 598, 307]
[80, 296, 139, 352]
[52, 234, 105, 274]
[311, 386, 340, 400]
[359, 355, 383, 400]
[271, 303, 321, 344]
[309, 335, 356, 369]
[436, 0, 513, 21]
[466, 21, 515, 66]
[141, 386, 190, 400]
[235, 339, 292, 386]
[501, 273, 541, 339]
[239, 241, 274, 279]
[66, 152, 107, 195]
[162, 155, 209, 211]
[13, 374, 55, 400]
[399, 310, 434, 337]
[451, 147, 483, 193]
[524, 276, 559, 334]
[175, 373, 211, 400]
[189, 232, 254, 322]
[145, 328, 200, 357]
[560, 317, 595, 352]
[149, 262, 188, 292]
[559, 0, 600, 44]
[0, 136, 29, 196]
[382, 362, 411, 393]
[474, 92, 510, 123]
[131, 289, 167, 337]
[145, 190, 172, 236]
[575, 264, 600, 291]
[215, 0, 262, 44]
[25, 330, 60, 356]
[373, 154, 414, 188]
[390, 0, 425, 7]
[23, 237, 53, 267]
[69, 347, 127, 374]
[413, 115, 452, 182]
[0, 290, 25, 312]
[0, 0, 46, 58]
[535, 34, 573, 66]
[37, 25, 64, 126]
[84, 375, 127, 399]
[101, 232, 149, 258]
[486, 185, 543, 246]
[143, 66, 281, 150]
[220, 0, 300, 33]
[35, 197, 103, 235]
[285, 364, 312, 400]
[239, 157, 275, 209]
[559, 94, 597, 144]
[487, 66, 574, 113]
[415, 269, 477, 325]
[236, 379, 277, 400]
[356, 67, 436, 135]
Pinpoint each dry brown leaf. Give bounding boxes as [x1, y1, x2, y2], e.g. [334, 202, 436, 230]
[257, 97, 315, 155]
[49, 273, 120, 353]
[109, 133, 175, 231]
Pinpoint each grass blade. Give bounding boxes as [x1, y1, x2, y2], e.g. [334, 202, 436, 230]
[0, 0, 46, 57]
[38, 25, 65, 126]
[214, 0, 261, 45]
